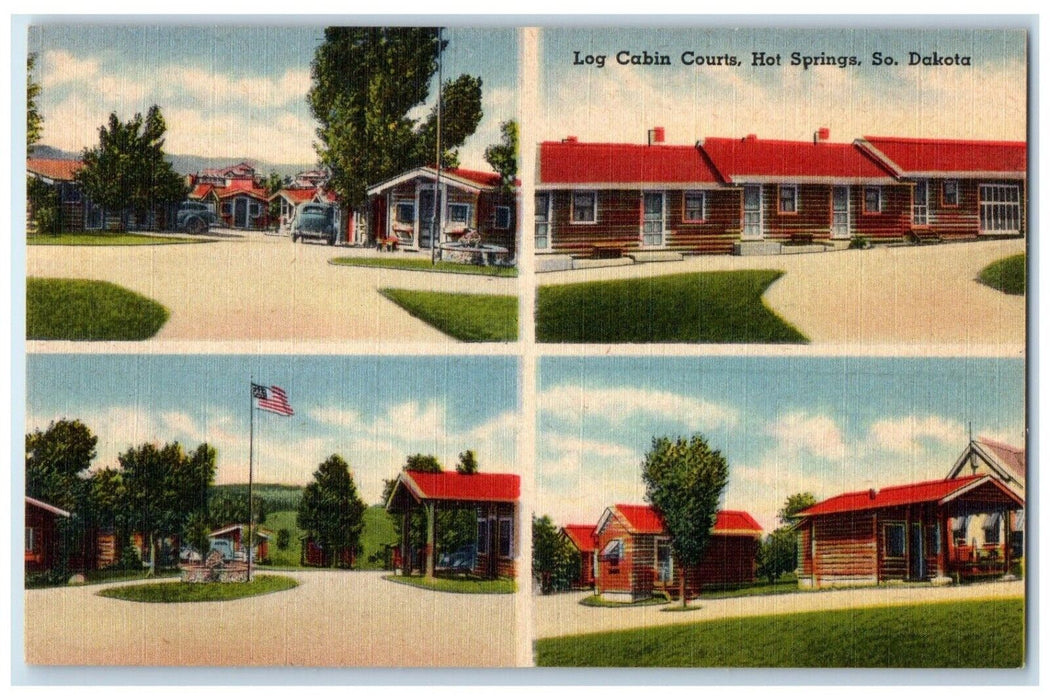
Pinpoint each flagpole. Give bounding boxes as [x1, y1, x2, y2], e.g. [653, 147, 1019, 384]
[248, 375, 254, 582]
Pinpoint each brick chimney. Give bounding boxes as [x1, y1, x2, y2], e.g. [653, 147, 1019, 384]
[814, 127, 830, 144]
[648, 126, 665, 145]
[563, 136, 578, 143]
[744, 134, 758, 141]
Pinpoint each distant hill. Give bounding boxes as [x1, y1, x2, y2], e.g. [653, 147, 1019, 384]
[28, 144, 315, 179]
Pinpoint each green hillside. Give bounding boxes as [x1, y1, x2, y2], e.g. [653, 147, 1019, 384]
[360, 506, 398, 570]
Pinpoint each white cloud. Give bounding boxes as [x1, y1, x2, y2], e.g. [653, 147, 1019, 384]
[41, 49, 98, 87]
[766, 411, 846, 460]
[866, 415, 964, 454]
[308, 407, 362, 429]
[540, 384, 739, 431]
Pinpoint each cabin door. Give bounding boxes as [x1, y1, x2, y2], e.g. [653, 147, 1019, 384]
[909, 522, 925, 580]
[742, 185, 763, 239]
[234, 197, 249, 228]
[641, 191, 666, 246]
[418, 188, 443, 249]
[912, 179, 929, 226]
[831, 186, 851, 239]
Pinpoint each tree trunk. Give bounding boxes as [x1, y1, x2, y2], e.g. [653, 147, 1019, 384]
[680, 569, 686, 608]
[147, 533, 157, 578]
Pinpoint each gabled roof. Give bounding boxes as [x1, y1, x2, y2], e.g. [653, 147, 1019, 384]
[948, 437, 1025, 489]
[700, 136, 896, 184]
[271, 187, 318, 204]
[189, 183, 216, 200]
[857, 136, 1027, 178]
[798, 474, 1023, 519]
[387, 470, 520, 508]
[25, 496, 72, 518]
[216, 180, 269, 201]
[27, 158, 82, 182]
[601, 504, 763, 537]
[367, 166, 511, 196]
[208, 524, 271, 540]
[538, 140, 721, 188]
[561, 524, 597, 552]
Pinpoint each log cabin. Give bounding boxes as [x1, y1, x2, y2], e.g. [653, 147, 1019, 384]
[946, 437, 1026, 557]
[25, 496, 71, 574]
[593, 504, 762, 602]
[794, 474, 1023, 589]
[559, 524, 597, 589]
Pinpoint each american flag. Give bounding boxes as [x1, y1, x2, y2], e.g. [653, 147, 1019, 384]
[252, 383, 294, 416]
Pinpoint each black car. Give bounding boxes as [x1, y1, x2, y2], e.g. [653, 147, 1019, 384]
[290, 202, 337, 245]
[176, 201, 219, 233]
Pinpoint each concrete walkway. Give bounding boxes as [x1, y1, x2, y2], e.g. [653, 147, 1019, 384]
[538, 238, 1025, 347]
[532, 579, 1024, 639]
[27, 231, 518, 343]
[24, 570, 518, 666]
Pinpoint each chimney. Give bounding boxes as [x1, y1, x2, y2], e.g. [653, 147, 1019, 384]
[648, 126, 665, 145]
[563, 136, 578, 143]
[868, 488, 877, 500]
[814, 127, 830, 144]
[744, 134, 758, 141]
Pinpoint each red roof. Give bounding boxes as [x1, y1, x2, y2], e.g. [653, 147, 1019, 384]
[26, 158, 82, 182]
[538, 141, 721, 186]
[446, 167, 504, 188]
[860, 136, 1027, 176]
[274, 187, 318, 204]
[977, 437, 1026, 483]
[401, 470, 519, 503]
[216, 180, 269, 200]
[561, 524, 597, 552]
[701, 136, 895, 183]
[189, 183, 215, 199]
[614, 504, 763, 536]
[798, 476, 995, 518]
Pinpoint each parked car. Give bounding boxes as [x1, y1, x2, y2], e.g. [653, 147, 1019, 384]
[290, 202, 337, 245]
[207, 538, 235, 562]
[438, 544, 476, 573]
[176, 201, 219, 234]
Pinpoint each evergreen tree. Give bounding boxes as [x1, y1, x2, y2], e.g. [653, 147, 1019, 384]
[297, 455, 367, 568]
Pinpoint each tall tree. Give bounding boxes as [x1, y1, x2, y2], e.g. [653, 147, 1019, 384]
[308, 27, 484, 210]
[778, 492, 817, 525]
[75, 105, 187, 230]
[455, 449, 479, 475]
[412, 74, 484, 168]
[27, 52, 43, 152]
[297, 454, 367, 568]
[25, 419, 97, 512]
[532, 515, 579, 595]
[641, 434, 729, 607]
[484, 120, 518, 193]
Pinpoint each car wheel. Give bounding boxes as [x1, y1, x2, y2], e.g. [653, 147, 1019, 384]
[292, 233, 299, 243]
[190, 218, 207, 234]
[327, 234, 336, 246]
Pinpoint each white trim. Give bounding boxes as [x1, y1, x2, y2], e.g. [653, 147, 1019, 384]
[683, 190, 707, 222]
[539, 181, 723, 190]
[831, 184, 851, 239]
[726, 175, 898, 185]
[25, 496, 71, 518]
[742, 184, 764, 240]
[778, 184, 799, 214]
[367, 167, 486, 195]
[571, 190, 598, 224]
[939, 474, 1024, 508]
[978, 183, 1023, 234]
[534, 191, 552, 251]
[640, 190, 666, 247]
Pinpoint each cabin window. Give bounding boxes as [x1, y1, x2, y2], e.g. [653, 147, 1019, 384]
[494, 206, 512, 230]
[250, 201, 262, 216]
[864, 186, 883, 214]
[683, 191, 707, 222]
[25, 527, 36, 553]
[535, 192, 551, 250]
[599, 538, 623, 564]
[884, 522, 906, 558]
[395, 202, 415, 224]
[983, 513, 1002, 545]
[778, 185, 798, 214]
[656, 539, 673, 583]
[499, 517, 513, 558]
[943, 179, 960, 207]
[571, 191, 597, 223]
[62, 183, 82, 204]
[221, 202, 232, 215]
[448, 203, 471, 224]
[926, 525, 941, 555]
[476, 518, 489, 555]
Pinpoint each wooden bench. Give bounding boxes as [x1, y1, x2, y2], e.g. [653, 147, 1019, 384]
[591, 242, 624, 259]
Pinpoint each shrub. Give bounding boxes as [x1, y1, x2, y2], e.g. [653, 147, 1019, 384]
[277, 528, 291, 550]
[848, 235, 871, 250]
[28, 177, 61, 234]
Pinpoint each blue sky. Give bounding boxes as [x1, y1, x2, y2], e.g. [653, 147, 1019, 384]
[537, 356, 1025, 531]
[27, 24, 518, 170]
[27, 354, 519, 505]
[539, 26, 1027, 145]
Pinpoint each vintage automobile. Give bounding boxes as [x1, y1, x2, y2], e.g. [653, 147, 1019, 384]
[175, 201, 219, 234]
[290, 202, 337, 245]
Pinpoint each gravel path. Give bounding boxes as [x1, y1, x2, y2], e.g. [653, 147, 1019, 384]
[27, 231, 518, 343]
[24, 570, 518, 667]
[532, 579, 1025, 640]
[538, 238, 1025, 348]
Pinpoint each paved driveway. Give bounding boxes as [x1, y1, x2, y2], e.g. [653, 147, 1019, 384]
[24, 571, 518, 666]
[539, 238, 1025, 348]
[532, 579, 1025, 640]
[26, 231, 518, 343]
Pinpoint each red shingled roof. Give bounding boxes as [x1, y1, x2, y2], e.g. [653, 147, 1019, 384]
[402, 470, 520, 502]
[798, 475, 997, 518]
[701, 136, 895, 182]
[216, 180, 269, 200]
[614, 504, 763, 536]
[561, 524, 597, 552]
[446, 167, 504, 188]
[189, 183, 215, 199]
[860, 136, 1027, 176]
[27, 158, 82, 182]
[977, 437, 1026, 483]
[274, 187, 318, 204]
[539, 141, 721, 186]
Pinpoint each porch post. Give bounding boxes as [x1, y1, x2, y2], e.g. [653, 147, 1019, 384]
[425, 501, 436, 580]
[938, 512, 950, 579]
[1003, 510, 1012, 574]
[401, 510, 410, 575]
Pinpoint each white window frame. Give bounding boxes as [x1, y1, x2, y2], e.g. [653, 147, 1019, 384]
[778, 184, 799, 215]
[641, 190, 666, 247]
[912, 179, 928, 225]
[655, 537, 674, 583]
[742, 184, 764, 239]
[571, 191, 597, 224]
[447, 202, 471, 224]
[942, 179, 960, 207]
[979, 184, 1022, 234]
[494, 205, 512, 230]
[395, 200, 416, 224]
[534, 192, 552, 251]
[864, 186, 883, 214]
[683, 190, 707, 223]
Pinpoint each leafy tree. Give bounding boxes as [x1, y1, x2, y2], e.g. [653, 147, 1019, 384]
[276, 528, 291, 551]
[27, 52, 43, 151]
[75, 105, 187, 230]
[405, 453, 444, 473]
[641, 434, 729, 607]
[118, 440, 216, 575]
[532, 515, 579, 594]
[25, 419, 97, 512]
[756, 527, 798, 584]
[412, 74, 484, 168]
[484, 120, 518, 193]
[308, 27, 484, 211]
[184, 512, 212, 561]
[456, 449, 479, 475]
[27, 177, 61, 234]
[297, 454, 367, 568]
[265, 169, 284, 224]
[778, 492, 817, 525]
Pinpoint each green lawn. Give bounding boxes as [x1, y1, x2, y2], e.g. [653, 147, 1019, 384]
[262, 510, 304, 567]
[331, 257, 517, 277]
[97, 574, 298, 603]
[535, 597, 1024, 667]
[28, 232, 203, 246]
[27, 278, 169, 340]
[380, 289, 518, 342]
[579, 594, 668, 608]
[978, 254, 1026, 295]
[536, 270, 806, 343]
[360, 505, 398, 570]
[385, 574, 516, 595]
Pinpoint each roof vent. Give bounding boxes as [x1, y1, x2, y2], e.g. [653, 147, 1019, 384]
[563, 135, 578, 143]
[648, 126, 665, 145]
[814, 127, 831, 144]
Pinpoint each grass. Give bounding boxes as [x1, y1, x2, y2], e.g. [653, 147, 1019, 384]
[385, 574, 516, 595]
[27, 278, 169, 340]
[697, 573, 801, 599]
[535, 597, 1024, 667]
[579, 594, 669, 608]
[331, 257, 517, 277]
[97, 574, 298, 603]
[536, 270, 806, 343]
[978, 254, 1026, 295]
[28, 232, 202, 246]
[359, 506, 398, 570]
[261, 510, 304, 568]
[380, 289, 518, 342]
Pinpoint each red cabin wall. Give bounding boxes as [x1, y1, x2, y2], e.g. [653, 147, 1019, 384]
[758, 184, 837, 242]
[852, 185, 912, 241]
[919, 178, 1026, 238]
[811, 512, 879, 584]
[25, 505, 60, 572]
[595, 517, 647, 597]
[653, 535, 758, 597]
[665, 189, 743, 254]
